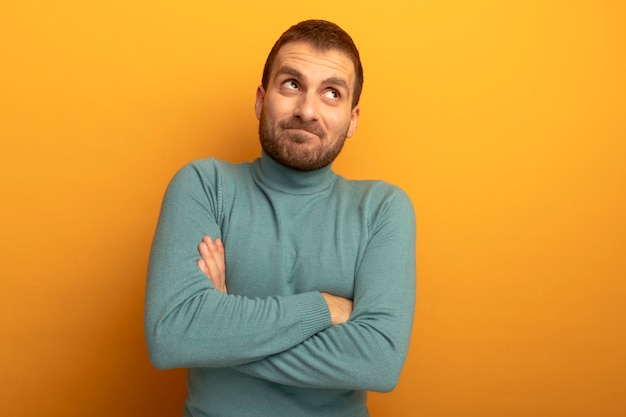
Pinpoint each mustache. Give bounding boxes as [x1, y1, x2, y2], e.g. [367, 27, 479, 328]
[279, 119, 326, 138]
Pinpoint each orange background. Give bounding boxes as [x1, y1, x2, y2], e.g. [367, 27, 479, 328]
[1, 1, 625, 416]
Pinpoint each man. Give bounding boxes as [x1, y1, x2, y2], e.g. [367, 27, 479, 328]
[145, 20, 416, 417]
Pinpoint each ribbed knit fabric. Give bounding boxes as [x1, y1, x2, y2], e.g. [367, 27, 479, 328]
[145, 152, 416, 417]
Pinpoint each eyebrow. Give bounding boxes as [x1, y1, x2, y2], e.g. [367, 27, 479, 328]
[277, 65, 303, 79]
[276, 65, 350, 92]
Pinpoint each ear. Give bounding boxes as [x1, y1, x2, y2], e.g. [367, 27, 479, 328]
[255, 85, 265, 120]
[346, 105, 360, 138]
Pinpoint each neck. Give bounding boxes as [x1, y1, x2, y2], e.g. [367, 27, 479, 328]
[253, 151, 336, 195]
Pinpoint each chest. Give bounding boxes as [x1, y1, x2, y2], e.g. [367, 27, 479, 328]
[219, 188, 368, 298]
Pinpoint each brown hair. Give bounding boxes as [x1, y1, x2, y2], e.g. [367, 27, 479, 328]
[261, 20, 364, 109]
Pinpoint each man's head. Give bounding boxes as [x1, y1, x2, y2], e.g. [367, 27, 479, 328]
[256, 20, 363, 171]
[262, 20, 364, 109]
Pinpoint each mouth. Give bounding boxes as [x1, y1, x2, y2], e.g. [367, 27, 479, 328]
[284, 128, 321, 142]
[280, 120, 325, 140]
[287, 127, 318, 135]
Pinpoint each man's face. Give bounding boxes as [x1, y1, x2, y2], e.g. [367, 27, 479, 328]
[255, 41, 360, 171]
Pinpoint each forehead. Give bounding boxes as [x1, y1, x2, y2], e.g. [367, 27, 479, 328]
[271, 41, 355, 86]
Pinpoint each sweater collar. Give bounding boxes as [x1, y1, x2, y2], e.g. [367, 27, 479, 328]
[252, 151, 337, 195]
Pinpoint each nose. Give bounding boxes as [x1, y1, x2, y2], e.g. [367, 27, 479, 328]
[293, 91, 319, 122]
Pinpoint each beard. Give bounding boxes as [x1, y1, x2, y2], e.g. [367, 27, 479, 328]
[259, 111, 349, 172]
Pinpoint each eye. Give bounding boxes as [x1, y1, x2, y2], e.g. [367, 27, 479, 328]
[323, 89, 340, 100]
[283, 80, 299, 90]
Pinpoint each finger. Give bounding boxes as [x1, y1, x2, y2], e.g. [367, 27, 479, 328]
[198, 256, 223, 290]
[201, 235, 219, 255]
[214, 238, 226, 276]
[199, 238, 223, 264]
[214, 237, 224, 254]
[200, 242, 226, 289]
[198, 239, 212, 260]
[201, 238, 225, 273]
[197, 258, 210, 276]
[198, 241, 219, 270]
[200, 236, 215, 256]
[198, 236, 227, 292]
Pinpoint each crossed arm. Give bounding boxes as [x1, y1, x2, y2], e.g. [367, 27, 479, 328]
[145, 163, 416, 391]
[197, 235, 353, 325]
[195, 220, 415, 392]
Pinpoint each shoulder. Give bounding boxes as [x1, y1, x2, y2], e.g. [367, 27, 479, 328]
[161, 158, 255, 216]
[170, 158, 252, 186]
[175, 157, 243, 178]
[162, 158, 254, 206]
[335, 177, 416, 234]
[336, 176, 414, 211]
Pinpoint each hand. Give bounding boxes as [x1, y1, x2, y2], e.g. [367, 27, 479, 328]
[197, 236, 227, 293]
[321, 293, 353, 325]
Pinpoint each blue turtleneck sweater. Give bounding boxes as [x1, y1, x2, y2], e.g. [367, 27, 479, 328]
[145, 153, 416, 417]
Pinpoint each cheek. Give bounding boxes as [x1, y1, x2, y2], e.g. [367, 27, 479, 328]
[323, 109, 344, 126]
[265, 94, 295, 116]
[327, 112, 352, 132]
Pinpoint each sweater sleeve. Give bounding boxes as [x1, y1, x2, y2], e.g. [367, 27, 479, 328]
[144, 161, 331, 369]
[234, 186, 417, 392]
